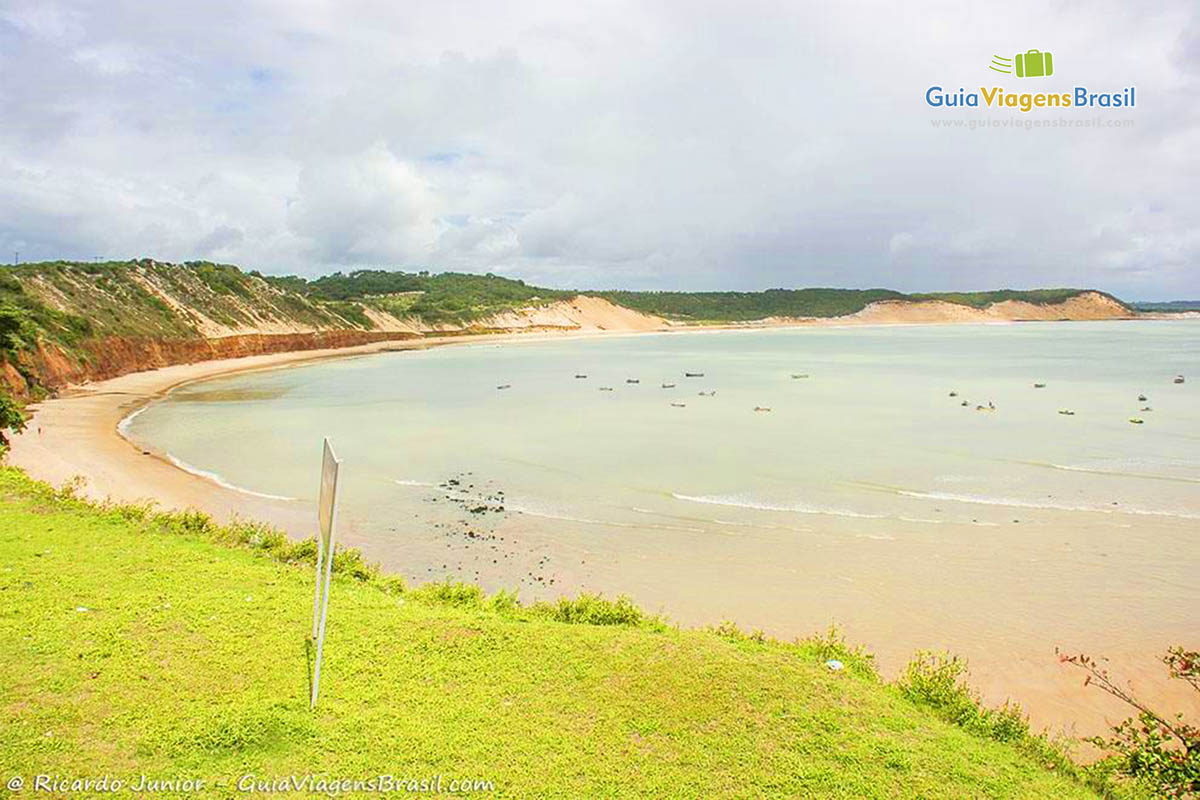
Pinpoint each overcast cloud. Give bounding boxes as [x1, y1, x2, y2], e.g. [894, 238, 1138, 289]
[0, 0, 1197, 297]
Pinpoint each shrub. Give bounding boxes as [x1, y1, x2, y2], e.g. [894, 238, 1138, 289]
[800, 624, 878, 679]
[898, 651, 1029, 743]
[545, 593, 644, 626]
[0, 390, 26, 448]
[486, 588, 520, 614]
[411, 581, 484, 608]
[330, 546, 379, 581]
[1061, 647, 1200, 798]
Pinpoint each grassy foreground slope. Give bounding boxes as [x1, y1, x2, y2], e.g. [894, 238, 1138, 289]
[0, 468, 1105, 799]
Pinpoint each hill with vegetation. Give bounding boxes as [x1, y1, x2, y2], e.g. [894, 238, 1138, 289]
[597, 288, 1122, 322]
[0, 466, 1137, 799]
[1130, 300, 1200, 313]
[0, 259, 1129, 404]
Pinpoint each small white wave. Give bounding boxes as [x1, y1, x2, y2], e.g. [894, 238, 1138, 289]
[166, 454, 297, 501]
[116, 405, 149, 436]
[510, 502, 703, 533]
[899, 489, 1200, 521]
[672, 493, 885, 519]
[1044, 462, 1200, 484]
[394, 479, 437, 488]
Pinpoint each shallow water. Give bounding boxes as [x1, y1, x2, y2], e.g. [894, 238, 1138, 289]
[128, 320, 1200, 731]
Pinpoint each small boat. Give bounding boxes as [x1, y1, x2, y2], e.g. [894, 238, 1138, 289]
[1137, 394, 1148, 402]
[670, 402, 686, 408]
[496, 384, 512, 390]
[685, 372, 705, 378]
[948, 391, 958, 397]
[791, 373, 809, 379]
[574, 374, 588, 379]
[598, 386, 614, 392]
[1175, 375, 1186, 384]
[698, 390, 716, 397]
[661, 383, 676, 389]
[1129, 417, 1144, 425]
[1058, 409, 1075, 416]
[976, 403, 996, 412]
[1033, 383, 1046, 389]
[960, 400, 969, 407]
[753, 406, 772, 412]
[626, 378, 640, 384]
[1140, 406, 1153, 412]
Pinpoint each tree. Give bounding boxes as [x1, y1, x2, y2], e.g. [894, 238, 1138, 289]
[0, 390, 25, 448]
[1060, 647, 1200, 798]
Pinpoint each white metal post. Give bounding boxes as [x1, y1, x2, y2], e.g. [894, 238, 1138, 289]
[311, 437, 341, 708]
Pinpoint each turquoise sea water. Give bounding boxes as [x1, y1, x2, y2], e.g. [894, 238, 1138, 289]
[131, 321, 1200, 527]
[127, 320, 1199, 724]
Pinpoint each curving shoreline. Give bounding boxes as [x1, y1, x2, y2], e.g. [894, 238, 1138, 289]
[8, 328, 657, 536]
[6, 309, 1145, 525]
[10, 316, 1200, 740]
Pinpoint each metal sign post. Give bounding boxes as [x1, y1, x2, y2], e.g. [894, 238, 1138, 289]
[311, 437, 341, 708]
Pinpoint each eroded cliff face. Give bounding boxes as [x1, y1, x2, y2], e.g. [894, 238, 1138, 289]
[4, 331, 423, 395]
[0, 271, 1135, 402]
[0, 296, 666, 398]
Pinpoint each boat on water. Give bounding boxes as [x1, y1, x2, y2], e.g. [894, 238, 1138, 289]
[497, 384, 512, 390]
[626, 378, 640, 384]
[685, 372, 705, 378]
[1175, 375, 1186, 384]
[575, 374, 587, 379]
[791, 373, 809, 379]
[670, 402, 686, 408]
[1129, 417, 1145, 425]
[1058, 409, 1075, 416]
[1138, 394, 1148, 401]
[1033, 383, 1046, 389]
[598, 386, 614, 392]
[753, 406, 772, 413]
[661, 383, 676, 388]
[698, 390, 716, 397]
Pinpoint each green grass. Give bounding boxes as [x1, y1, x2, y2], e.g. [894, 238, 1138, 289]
[0, 467, 1125, 798]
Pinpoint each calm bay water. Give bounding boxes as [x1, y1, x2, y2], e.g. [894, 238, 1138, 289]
[127, 320, 1200, 729]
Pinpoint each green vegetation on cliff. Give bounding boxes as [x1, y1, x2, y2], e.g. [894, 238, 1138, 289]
[275, 269, 573, 324]
[597, 287, 1117, 322]
[0, 466, 1127, 798]
[0, 259, 1127, 401]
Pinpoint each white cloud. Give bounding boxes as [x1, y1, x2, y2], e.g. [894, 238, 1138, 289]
[0, 0, 1196, 298]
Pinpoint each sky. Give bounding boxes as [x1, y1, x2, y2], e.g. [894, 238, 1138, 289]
[0, 1, 1197, 298]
